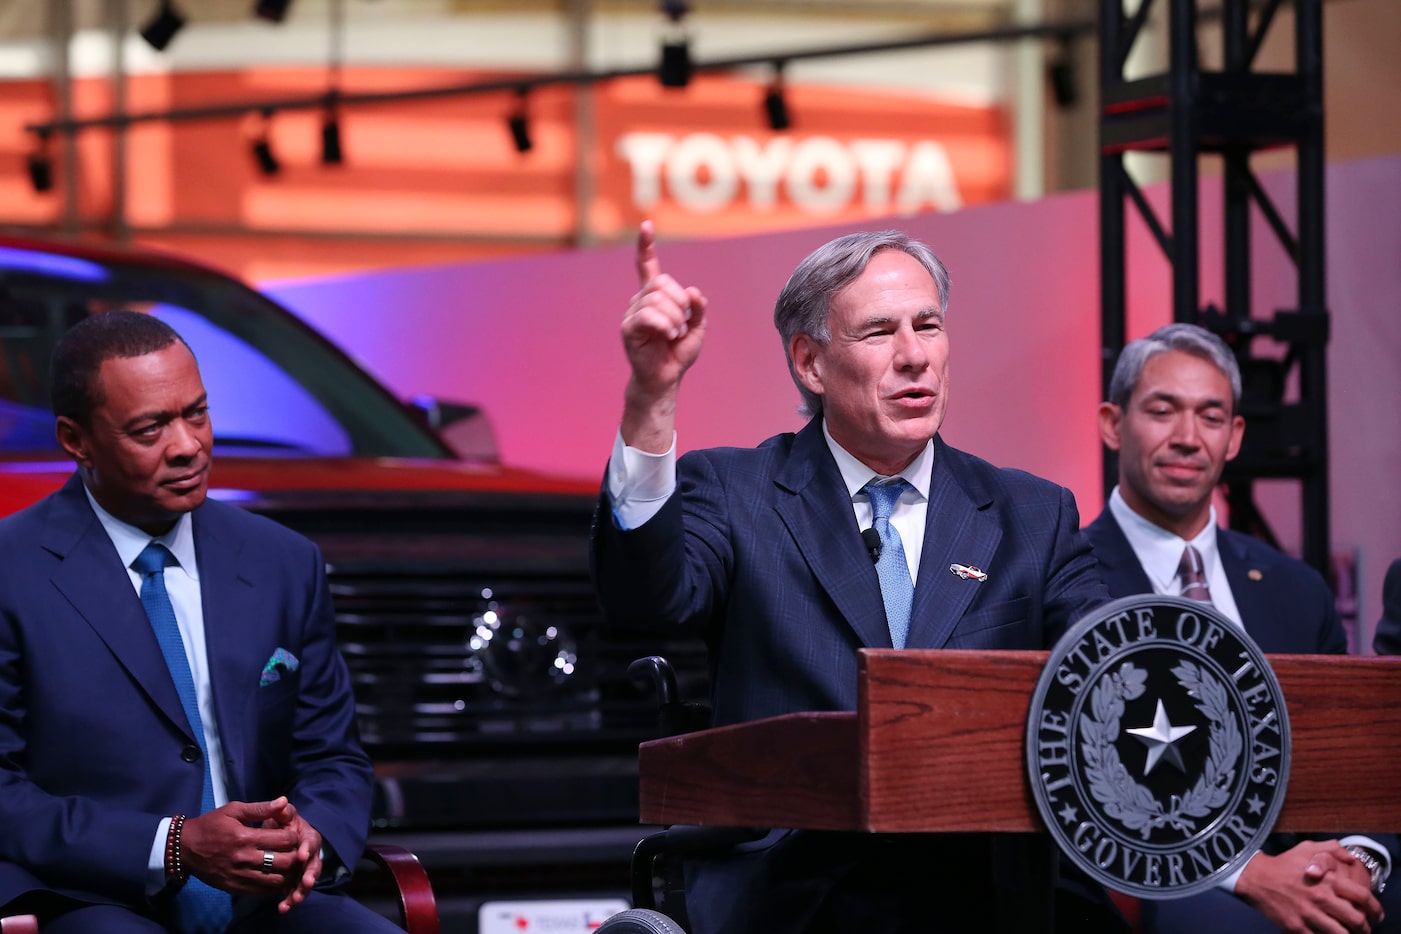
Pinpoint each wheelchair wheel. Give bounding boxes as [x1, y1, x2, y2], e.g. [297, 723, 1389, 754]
[596, 908, 688, 933]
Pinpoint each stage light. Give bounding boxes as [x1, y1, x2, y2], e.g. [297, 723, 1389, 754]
[1047, 35, 1079, 109]
[507, 113, 531, 153]
[657, 0, 691, 88]
[321, 106, 343, 165]
[140, 0, 186, 52]
[26, 133, 53, 194]
[506, 89, 532, 154]
[763, 61, 790, 131]
[251, 111, 280, 176]
[254, 0, 294, 23]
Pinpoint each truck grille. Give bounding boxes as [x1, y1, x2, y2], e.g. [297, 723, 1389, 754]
[329, 569, 708, 753]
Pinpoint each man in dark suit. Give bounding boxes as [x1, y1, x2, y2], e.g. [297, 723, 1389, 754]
[0, 312, 398, 933]
[591, 224, 1110, 933]
[1088, 322, 1391, 933]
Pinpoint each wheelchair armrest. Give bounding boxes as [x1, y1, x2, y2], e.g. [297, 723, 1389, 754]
[360, 843, 439, 934]
[630, 826, 769, 910]
[628, 655, 711, 736]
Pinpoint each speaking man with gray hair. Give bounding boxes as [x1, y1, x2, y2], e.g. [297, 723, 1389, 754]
[591, 223, 1112, 933]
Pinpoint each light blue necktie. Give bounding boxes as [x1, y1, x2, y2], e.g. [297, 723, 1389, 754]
[133, 543, 233, 934]
[863, 478, 915, 649]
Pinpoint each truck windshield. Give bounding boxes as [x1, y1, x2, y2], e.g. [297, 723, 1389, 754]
[0, 244, 449, 460]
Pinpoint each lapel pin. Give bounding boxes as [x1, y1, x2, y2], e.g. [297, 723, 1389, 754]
[949, 563, 988, 583]
[1248, 568, 1263, 581]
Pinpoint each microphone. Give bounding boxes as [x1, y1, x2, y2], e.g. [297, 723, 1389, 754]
[861, 528, 882, 563]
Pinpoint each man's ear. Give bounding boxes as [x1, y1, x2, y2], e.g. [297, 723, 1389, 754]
[790, 333, 825, 398]
[55, 416, 92, 468]
[1097, 402, 1123, 452]
[1224, 414, 1245, 463]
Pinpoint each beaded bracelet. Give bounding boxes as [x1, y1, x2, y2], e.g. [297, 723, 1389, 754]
[165, 814, 188, 887]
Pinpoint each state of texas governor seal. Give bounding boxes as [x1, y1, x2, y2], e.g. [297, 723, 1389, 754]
[1026, 594, 1290, 899]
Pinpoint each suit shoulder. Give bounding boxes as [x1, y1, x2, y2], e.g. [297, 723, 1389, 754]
[678, 432, 797, 476]
[1083, 510, 1117, 543]
[941, 442, 1073, 501]
[1219, 527, 1330, 593]
[197, 498, 319, 556]
[0, 491, 58, 540]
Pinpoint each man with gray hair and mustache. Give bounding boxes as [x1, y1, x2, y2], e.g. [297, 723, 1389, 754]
[591, 223, 1111, 933]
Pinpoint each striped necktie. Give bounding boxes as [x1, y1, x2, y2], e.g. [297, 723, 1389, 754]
[1177, 544, 1214, 606]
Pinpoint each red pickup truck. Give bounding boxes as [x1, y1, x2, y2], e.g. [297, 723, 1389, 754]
[0, 235, 706, 933]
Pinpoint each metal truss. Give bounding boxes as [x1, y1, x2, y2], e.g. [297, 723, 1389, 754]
[1099, 0, 1330, 573]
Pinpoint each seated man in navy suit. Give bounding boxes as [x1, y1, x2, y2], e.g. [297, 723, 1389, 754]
[591, 224, 1112, 933]
[1088, 322, 1392, 933]
[0, 311, 399, 933]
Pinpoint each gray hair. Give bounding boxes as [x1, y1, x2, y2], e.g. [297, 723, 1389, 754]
[773, 229, 951, 417]
[1108, 323, 1241, 411]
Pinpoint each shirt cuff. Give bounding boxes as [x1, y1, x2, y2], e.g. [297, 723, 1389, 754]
[147, 816, 172, 896]
[608, 430, 677, 531]
[1217, 849, 1256, 892]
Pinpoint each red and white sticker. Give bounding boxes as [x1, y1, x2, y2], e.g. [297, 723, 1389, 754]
[479, 899, 630, 933]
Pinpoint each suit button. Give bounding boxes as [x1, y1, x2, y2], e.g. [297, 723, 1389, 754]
[181, 745, 200, 763]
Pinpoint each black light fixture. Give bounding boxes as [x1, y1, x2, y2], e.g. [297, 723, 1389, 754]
[140, 0, 186, 51]
[506, 88, 532, 154]
[26, 131, 53, 193]
[251, 110, 280, 176]
[658, 0, 691, 89]
[254, 0, 294, 23]
[1047, 34, 1079, 109]
[321, 100, 343, 165]
[763, 60, 790, 131]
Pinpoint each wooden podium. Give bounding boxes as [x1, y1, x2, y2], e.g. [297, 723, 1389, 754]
[639, 650, 1401, 834]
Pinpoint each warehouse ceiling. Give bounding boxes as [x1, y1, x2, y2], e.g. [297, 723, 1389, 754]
[0, 0, 1016, 42]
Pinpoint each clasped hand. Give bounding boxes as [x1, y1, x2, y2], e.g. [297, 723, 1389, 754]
[180, 795, 323, 914]
[1237, 840, 1383, 933]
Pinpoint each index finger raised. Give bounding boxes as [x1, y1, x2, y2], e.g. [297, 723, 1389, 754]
[635, 219, 661, 286]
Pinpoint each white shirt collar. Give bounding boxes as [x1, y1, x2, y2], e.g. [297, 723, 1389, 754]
[82, 485, 199, 580]
[1108, 485, 1217, 593]
[821, 420, 933, 503]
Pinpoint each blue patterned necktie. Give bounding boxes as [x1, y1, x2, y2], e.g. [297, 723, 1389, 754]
[132, 543, 233, 934]
[863, 478, 915, 649]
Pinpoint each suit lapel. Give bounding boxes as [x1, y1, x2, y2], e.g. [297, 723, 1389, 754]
[193, 505, 252, 800]
[772, 421, 893, 649]
[42, 474, 193, 740]
[1086, 512, 1156, 599]
[908, 438, 1002, 648]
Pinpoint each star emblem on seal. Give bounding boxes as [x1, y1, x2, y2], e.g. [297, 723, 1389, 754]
[1127, 699, 1197, 775]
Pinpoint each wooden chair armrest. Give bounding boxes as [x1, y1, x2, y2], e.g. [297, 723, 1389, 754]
[362, 843, 439, 934]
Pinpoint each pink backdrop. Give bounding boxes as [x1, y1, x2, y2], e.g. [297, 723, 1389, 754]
[269, 154, 1401, 651]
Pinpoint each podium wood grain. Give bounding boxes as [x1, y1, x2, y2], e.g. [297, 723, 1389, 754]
[638, 650, 1401, 833]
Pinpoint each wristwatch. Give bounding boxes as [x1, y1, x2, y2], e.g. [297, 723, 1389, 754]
[1344, 845, 1388, 895]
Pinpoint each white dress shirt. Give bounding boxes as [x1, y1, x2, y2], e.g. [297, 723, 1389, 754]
[1108, 486, 1243, 628]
